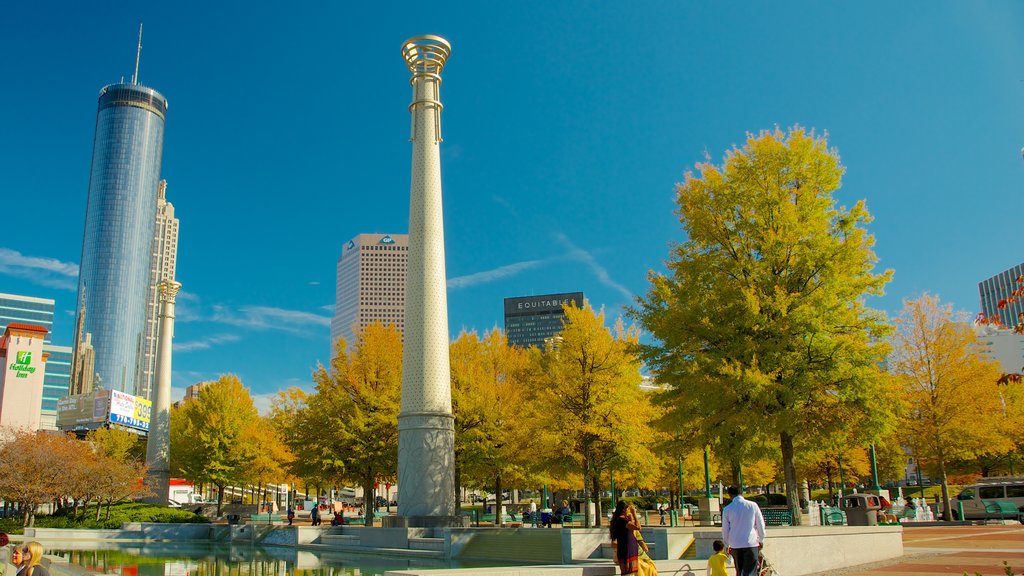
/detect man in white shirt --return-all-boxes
[721,486,766,576]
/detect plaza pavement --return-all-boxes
[809,525,1024,576]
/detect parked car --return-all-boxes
[954,477,1024,520]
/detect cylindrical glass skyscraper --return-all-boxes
[77,83,167,394]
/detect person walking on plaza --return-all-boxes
[609,500,642,575]
[310,504,320,526]
[658,503,666,525]
[721,486,765,576]
[286,505,295,526]
[708,539,731,576]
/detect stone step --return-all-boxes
[409,537,444,551]
[320,534,360,546]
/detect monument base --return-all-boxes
[697,497,720,526]
[382,515,470,528]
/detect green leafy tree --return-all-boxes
[170,374,261,516]
[310,322,402,525]
[535,303,659,526]
[633,127,895,523]
[87,427,143,463]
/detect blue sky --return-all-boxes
[2,2,1022,408]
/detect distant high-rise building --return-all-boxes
[331,233,408,353]
[138,180,179,401]
[76,81,168,394]
[504,292,585,348]
[980,262,1024,329]
[184,380,211,402]
[0,293,70,429]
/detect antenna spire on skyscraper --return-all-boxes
[132,23,143,85]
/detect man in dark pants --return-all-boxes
[721,486,766,576]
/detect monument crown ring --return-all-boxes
[401,35,451,75]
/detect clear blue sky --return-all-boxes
[2,2,1022,408]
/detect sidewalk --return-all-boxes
[813,525,1024,576]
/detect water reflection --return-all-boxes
[51,542,455,576]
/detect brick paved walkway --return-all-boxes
[836,525,1024,576]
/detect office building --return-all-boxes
[504,292,585,348]
[979,262,1024,329]
[138,180,179,401]
[974,323,1024,376]
[76,81,168,393]
[331,233,408,353]
[0,293,72,430]
[184,380,211,401]
[0,293,54,343]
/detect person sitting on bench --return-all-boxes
[543,500,572,527]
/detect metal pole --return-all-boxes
[915,457,924,497]
[678,456,684,510]
[869,443,881,491]
[704,448,712,498]
[610,470,615,504]
[838,453,846,498]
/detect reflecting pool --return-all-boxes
[47,542,487,576]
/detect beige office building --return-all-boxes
[331,233,408,354]
[139,180,179,401]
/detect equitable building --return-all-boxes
[504,292,584,348]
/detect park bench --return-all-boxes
[249,513,280,522]
[820,506,847,526]
[983,500,1021,524]
[760,507,793,526]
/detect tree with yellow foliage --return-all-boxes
[535,303,659,526]
[170,374,261,516]
[450,329,537,525]
[890,294,1010,519]
[310,322,402,525]
[634,128,895,523]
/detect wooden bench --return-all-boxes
[983,500,1021,523]
[760,507,793,526]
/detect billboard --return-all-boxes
[503,292,585,317]
[57,389,151,432]
[109,389,151,432]
[56,389,110,428]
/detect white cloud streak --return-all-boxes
[555,233,634,300]
[0,248,79,291]
[211,305,331,333]
[173,333,241,353]
[447,258,559,290]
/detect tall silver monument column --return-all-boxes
[144,280,180,504]
[395,35,458,526]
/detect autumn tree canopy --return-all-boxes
[891,294,1009,520]
[634,127,895,523]
[536,303,659,527]
[170,374,262,516]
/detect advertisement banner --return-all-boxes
[57,389,111,427]
[108,389,152,431]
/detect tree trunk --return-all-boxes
[583,462,592,528]
[454,460,462,512]
[363,478,375,525]
[216,484,225,517]
[495,474,504,527]
[780,431,802,525]
[95,499,102,521]
[591,472,603,527]
[105,500,112,520]
[936,442,952,520]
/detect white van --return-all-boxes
[954,477,1024,520]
